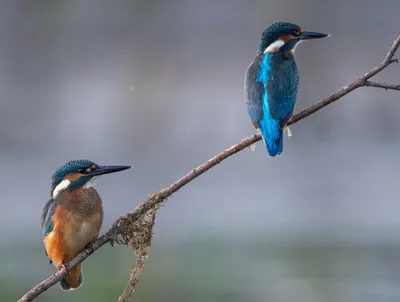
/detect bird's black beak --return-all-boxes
[91,165,132,176]
[299,31,329,40]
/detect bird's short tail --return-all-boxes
[258,117,283,157]
[60,264,83,291]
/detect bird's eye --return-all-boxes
[79,165,97,174]
[294,30,302,37]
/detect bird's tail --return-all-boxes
[258,117,283,157]
[60,264,83,291]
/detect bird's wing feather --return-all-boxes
[41,198,57,237]
[267,55,299,127]
[245,58,265,122]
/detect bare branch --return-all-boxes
[17,33,400,302]
[365,81,400,91]
[289,34,400,125]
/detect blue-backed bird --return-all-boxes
[245,22,328,156]
[41,159,131,291]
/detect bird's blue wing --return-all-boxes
[41,199,56,237]
[267,55,299,127]
[245,57,265,122]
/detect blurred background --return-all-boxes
[1,0,400,301]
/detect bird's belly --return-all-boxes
[63,212,102,256]
[44,203,103,267]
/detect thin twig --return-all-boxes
[365,80,400,91]
[17,34,400,302]
[289,35,400,125]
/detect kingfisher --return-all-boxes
[245,22,328,156]
[41,159,131,291]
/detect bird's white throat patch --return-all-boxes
[263,39,303,55]
[263,39,285,54]
[52,176,100,199]
[84,176,99,189]
[52,179,71,199]
[290,39,303,54]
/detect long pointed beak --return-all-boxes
[91,165,132,176]
[299,31,329,40]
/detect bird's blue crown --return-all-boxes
[51,159,98,189]
[50,160,131,196]
[258,22,302,54]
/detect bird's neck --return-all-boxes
[259,50,294,62]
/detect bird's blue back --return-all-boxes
[245,52,299,156]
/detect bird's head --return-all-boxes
[258,22,329,55]
[51,159,131,199]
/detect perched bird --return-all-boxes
[41,159,131,291]
[245,22,328,156]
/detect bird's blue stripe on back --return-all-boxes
[256,54,282,156]
[256,54,272,122]
[257,54,280,134]
[256,54,271,84]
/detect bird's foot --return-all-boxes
[81,241,97,256]
[249,129,261,151]
[62,262,71,275]
[84,241,94,250]
[286,127,292,138]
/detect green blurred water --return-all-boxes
[6,236,400,302]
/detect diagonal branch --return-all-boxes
[17,33,400,302]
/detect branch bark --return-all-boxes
[365,80,400,91]
[17,34,400,302]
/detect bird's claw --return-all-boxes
[62,263,71,275]
[84,241,94,250]
[249,128,261,151]
[286,127,292,138]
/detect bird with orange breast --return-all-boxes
[41,159,131,291]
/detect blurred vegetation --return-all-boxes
[7,236,400,302]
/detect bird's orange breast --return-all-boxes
[44,189,103,268]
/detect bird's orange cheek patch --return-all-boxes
[279,34,296,42]
[65,173,85,182]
